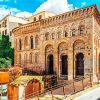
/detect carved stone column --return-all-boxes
[68,46,74,80]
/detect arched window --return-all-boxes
[24,36,28,49]
[78,25,85,34]
[29,53,32,63]
[39,15,42,20]
[30,36,34,49]
[24,53,27,64]
[19,39,22,50]
[45,32,49,40]
[35,53,39,64]
[34,17,36,21]
[70,23,76,36]
[71,29,76,36]
[35,35,39,48]
[57,32,61,39]
[64,25,69,37]
[64,31,68,37]
[19,54,21,64]
[52,33,55,39]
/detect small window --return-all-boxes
[71,29,76,36]
[30,36,34,49]
[19,39,22,50]
[5,29,7,35]
[57,32,61,39]
[39,15,42,20]
[79,25,85,34]
[45,33,49,40]
[52,33,55,39]
[34,17,36,21]
[64,31,68,37]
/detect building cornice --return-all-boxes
[13,4,99,34]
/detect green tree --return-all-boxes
[0,35,14,68]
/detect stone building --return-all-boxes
[13,5,100,80]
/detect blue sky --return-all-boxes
[0,0,100,19]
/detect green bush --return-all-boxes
[0,35,14,68]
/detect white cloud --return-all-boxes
[34,0,75,14]
[0,5,20,20]
[81,2,86,6]
[16,12,32,18]
[0,5,32,20]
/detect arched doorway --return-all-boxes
[48,54,54,74]
[76,53,84,76]
[61,55,68,75]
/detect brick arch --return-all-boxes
[25,78,43,98]
[56,40,69,47]
[70,22,77,36]
[78,21,85,34]
[78,20,85,25]
[73,39,85,47]
[45,44,54,55]
[73,40,85,53]
[58,42,68,51]
[45,44,54,74]
[71,38,86,47]
[70,23,76,29]
[73,40,85,76]
[58,42,68,77]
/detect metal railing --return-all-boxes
[25,74,96,100]
[7,74,100,100]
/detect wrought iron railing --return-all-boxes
[8,74,100,100]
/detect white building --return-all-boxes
[27,11,55,22]
[0,14,29,47]
[0,12,55,48]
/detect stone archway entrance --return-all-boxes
[48,54,54,74]
[76,53,84,76]
[61,55,68,75]
[58,42,68,79]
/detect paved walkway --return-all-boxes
[74,87,100,100]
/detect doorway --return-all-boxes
[48,55,54,74]
[76,53,84,76]
[61,55,68,75]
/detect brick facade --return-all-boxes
[13,5,100,80]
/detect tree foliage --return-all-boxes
[0,35,14,68]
